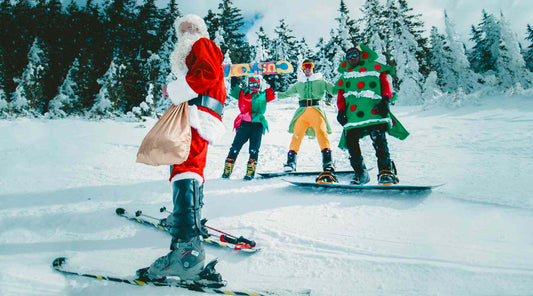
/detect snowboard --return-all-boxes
[258,169,357,178]
[223,61,293,77]
[284,179,443,192]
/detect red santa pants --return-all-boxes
[169,128,209,183]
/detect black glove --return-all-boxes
[337,109,347,126]
[375,97,390,117]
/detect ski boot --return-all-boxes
[243,158,256,180]
[221,158,235,178]
[350,156,370,185]
[137,236,206,281]
[196,259,225,288]
[377,160,399,185]
[283,150,297,172]
[316,148,338,184]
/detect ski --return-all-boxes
[284,179,443,192]
[53,257,284,296]
[115,207,260,253]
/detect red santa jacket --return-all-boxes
[166,38,226,143]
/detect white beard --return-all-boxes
[170,32,204,74]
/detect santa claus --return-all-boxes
[137,14,226,283]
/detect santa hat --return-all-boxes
[174,14,209,39]
[248,77,260,84]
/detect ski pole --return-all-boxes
[135,210,161,221]
[160,206,256,247]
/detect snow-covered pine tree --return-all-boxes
[91,59,125,117]
[525,24,533,72]
[139,53,163,117]
[48,57,83,118]
[397,0,431,77]
[468,10,500,74]
[495,12,532,89]
[360,0,387,63]
[0,88,8,117]
[421,71,443,108]
[214,0,250,63]
[442,11,479,93]
[271,19,298,91]
[385,0,423,105]
[11,38,50,115]
[253,27,271,62]
[137,0,163,58]
[429,26,455,92]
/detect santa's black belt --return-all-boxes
[190,94,224,117]
[299,99,320,107]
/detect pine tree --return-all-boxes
[0,88,7,117]
[11,38,50,115]
[495,12,532,89]
[137,0,163,58]
[215,0,250,63]
[360,0,387,63]
[397,0,430,77]
[91,59,126,117]
[386,0,423,104]
[253,27,271,62]
[48,57,83,117]
[441,11,478,93]
[468,10,499,74]
[421,71,443,107]
[271,19,299,91]
[525,24,533,71]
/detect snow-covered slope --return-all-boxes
[1,95,533,296]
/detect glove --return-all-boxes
[325,93,333,106]
[375,97,390,117]
[337,109,347,126]
[162,85,169,98]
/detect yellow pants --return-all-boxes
[290,108,330,153]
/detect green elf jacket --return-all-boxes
[277,73,337,138]
[229,85,275,134]
[335,44,409,149]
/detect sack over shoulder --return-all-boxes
[136,103,191,166]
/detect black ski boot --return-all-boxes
[140,179,207,281]
[221,157,235,178]
[283,150,297,172]
[350,156,370,185]
[243,158,256,180]
[316,148,338,184]
[377,159,399,185]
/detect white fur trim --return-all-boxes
[344,118,393,129]
[167,78,197,105]
[344,72,380,79]
[188,105,225,144]
[170,172,204,184]
[298,72,324,83]
[344,90,382,100]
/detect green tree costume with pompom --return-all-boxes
[335,44,409,149]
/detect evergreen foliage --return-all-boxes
[1,0,532,119]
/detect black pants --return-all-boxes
[227,121,264,161]
[345,124,390,165]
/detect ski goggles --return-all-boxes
[346,50,359,60]
[249,81,260,89]
[302,62,314,69]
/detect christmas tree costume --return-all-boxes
[277,62,337,180]
[222,77,276,180]
[335,44,409,184]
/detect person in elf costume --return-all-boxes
[221,76,276,180]
[277,59,338,183]
[335,45,409,185]
[136,14,226,282]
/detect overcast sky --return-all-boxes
[165,0,532,46]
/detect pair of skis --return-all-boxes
[52,207,309,295]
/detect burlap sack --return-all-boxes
[136,102,191,166]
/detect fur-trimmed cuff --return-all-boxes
[167,78,197,105]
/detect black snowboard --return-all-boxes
[284,178,443,192]
[258,169,359,178]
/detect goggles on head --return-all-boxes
[346,50,359,60]
[302,62,314,70]
[249,81,260,89]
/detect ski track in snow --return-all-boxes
[1,95,533,295]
